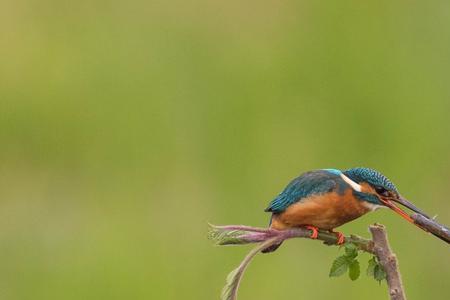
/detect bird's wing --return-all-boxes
[265,171,339,213]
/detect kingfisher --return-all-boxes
[263,167,430,252]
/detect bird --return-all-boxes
[262,167,430,253]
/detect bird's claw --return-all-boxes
[330,231,345,245]
[305,225,319,239]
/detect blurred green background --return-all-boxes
[1,0,449,299]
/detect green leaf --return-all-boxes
[367,256,377,277]
[329,255,350,277]
[348,260,360,281]
[374,264,387,283]
[344,243,358,259]
[366,256,387,284]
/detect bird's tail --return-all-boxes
[261,241,282,253]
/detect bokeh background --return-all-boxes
[1,1,450,299]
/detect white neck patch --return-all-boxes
[340,174,362,192]
[362,201,382,211]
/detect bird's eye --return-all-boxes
[375,186,389,197]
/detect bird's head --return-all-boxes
[340,167,430,223]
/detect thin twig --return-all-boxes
[370,224,406,300]
[221,238,279,300]
[209,224,374,252]
[412,214,450,243]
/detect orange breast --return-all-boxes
[270,189,371,230]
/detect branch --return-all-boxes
[208,224,374,252]
[209,224,376,300]
[210,224,408,300]
[412,214,450,243]
[370,224,406,300]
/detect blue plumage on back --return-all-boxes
[265,170,339,213]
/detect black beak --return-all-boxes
[379,195,430,225]
[394,195,430,219]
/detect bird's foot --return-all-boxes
[304,225,319,239]
[329,230,345,245]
